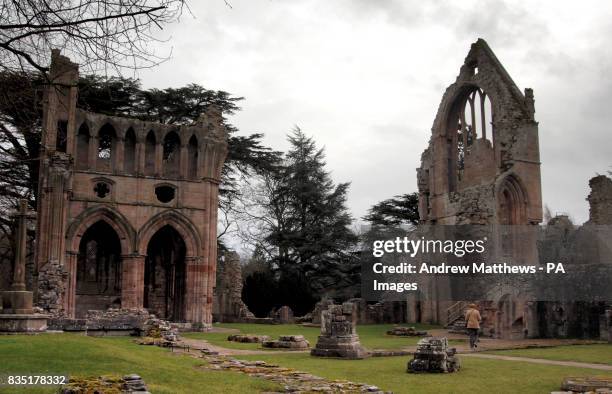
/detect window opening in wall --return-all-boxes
[94,182,110,198]
[155,185,175,203]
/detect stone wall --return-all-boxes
[587,175,612,225]
[212,251,253,322]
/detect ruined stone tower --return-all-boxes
[35,50,228,326]
[417,39,542,226]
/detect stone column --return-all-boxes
[11,200,28,291]
[115,136,125,173]
[184,256,203,323]
[65,86,78,157]
[88,135,98,170]
[154,143,163,176]
[65,251,77,318]
[2,199,36,315]
[121,255,145,309]
[179,143,188,179]
[136,138,145,176]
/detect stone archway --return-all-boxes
[497,174,528,225]
[75,221,122,318]
[143,225,187,321]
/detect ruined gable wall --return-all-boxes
[417,39,542,225]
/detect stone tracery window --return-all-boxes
[97,123,116,172]
[450,87,493,185]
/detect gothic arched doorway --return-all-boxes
[76,220,123,318]
[144,225,187,321]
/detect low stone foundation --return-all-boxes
[387,326,428,337]
[0,314,47,333]
[262,335,310,349]
[555,376,612,393]
[227,334,270,343]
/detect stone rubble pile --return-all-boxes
[227,334,270,343]
[59,374,149,393]
[407,337,460,373]
[134,316,180,347]
[262,335,310,349]
[386,326,428,337]
[201,355,388,393]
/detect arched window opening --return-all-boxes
[498,177,526,226]
[498,176,527,255]
[76,123,90,170]
[144,225,186,321]
[124,128,136,174]
[187,135,198,180]
[97,123,116,172]
[76,221,122,318]
[144,131,156,176]
[450,88,494,185]
[163,131,181,178]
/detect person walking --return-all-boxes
[465,303,481,351]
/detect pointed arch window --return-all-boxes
[163,131,181,178]
[76,123,90,170]
[187,135,198,180]
[145,130,156,176]
[97,123,116,172]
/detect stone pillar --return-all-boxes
[88,135,98,170]
[184,256,204,324]
[65,86,78,156]
[154,143,162,176]
[11,200,28,291]
[121,255,145,309]
[64,251,77,318]
[136,138,145,176]
[115,136,125,173]
[1,200,36,315]
[179,143,188,179]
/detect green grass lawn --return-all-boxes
[239,352,612,394]
[1,330,609,394]
[183,322,461,351]
[0,333,279,394]
[488,344,612,365]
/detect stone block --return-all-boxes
[1,290,33,314]
[0,314,47,332]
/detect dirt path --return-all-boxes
[461,353,612,371]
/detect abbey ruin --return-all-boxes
[34,50,227,327]
[410,39,611,340]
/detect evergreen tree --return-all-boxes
[247,128,358,313]
[363,192,420,227]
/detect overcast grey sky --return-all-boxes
[140,0,612,225]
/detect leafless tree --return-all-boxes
[0,0,187,74]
